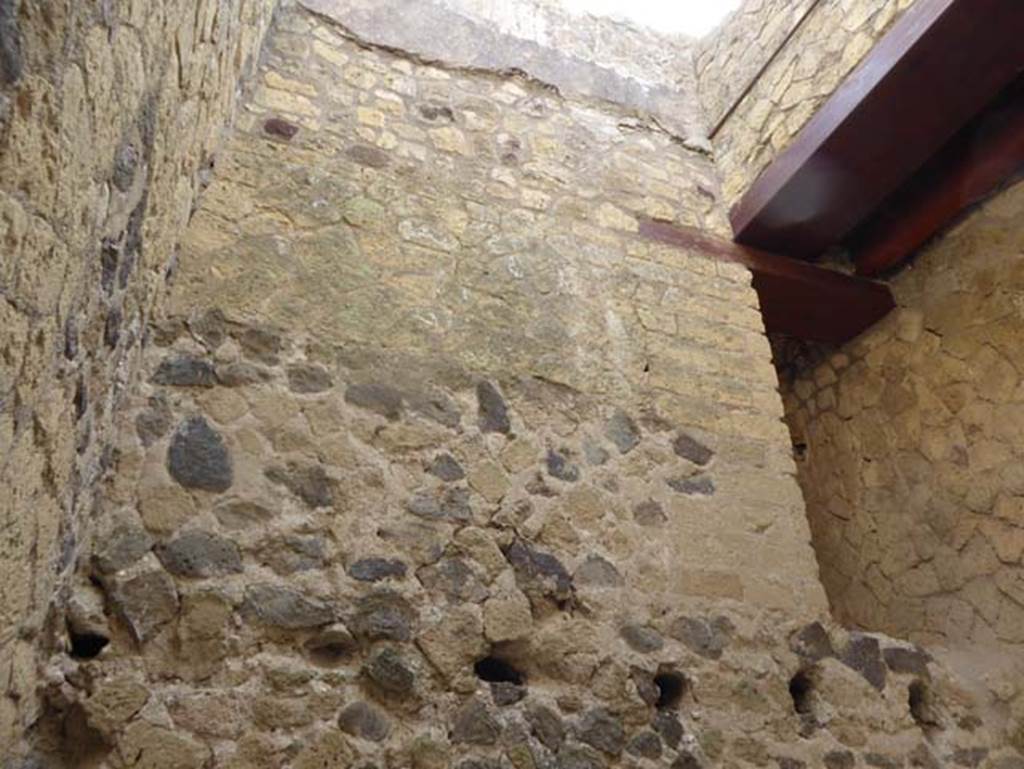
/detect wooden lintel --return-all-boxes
[853,81,1024,276]
[729,0,1024,259]
[638,219,895,344]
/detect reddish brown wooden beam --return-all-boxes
[730,0,1024,260]
[853,81,1024,276]
[638,219,895,344]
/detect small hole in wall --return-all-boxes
[792,441,808,461]
[474,656,525,685]
[643,362,651,373]
[653,670,688,710]
[68,629,110,660]
[909,680,941,731]
[788,670,815,716]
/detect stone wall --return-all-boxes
[784,178,1024,675]
[27,2,1023,766]
[695,0,816,134]
[0,0,277,755]
[697,0,915,207]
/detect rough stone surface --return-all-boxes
[477,381,511,435]
[152,355,218,388]
[265,462,333,508]
[699,0,915,206]
[350,557,408,582]
[338,701,391,742]
[364,647,417,697]
[605,410,641,454]
[669,616,732,660]
[782,178,1024,692]
[6,1,1019,764]
[167,417,234,492]
[0,0,276,744]
[155,530,244,578]
[244,584,335,629]
[108,565,181,642]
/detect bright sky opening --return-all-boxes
[560,0,742,37]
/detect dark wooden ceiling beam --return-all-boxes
[852,81,1024,276]
[638,219,895,344]
[729,0,1024,260]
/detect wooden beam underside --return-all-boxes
[638,219,895,345]
[730,0,1024,260]
[852,80,1024,277]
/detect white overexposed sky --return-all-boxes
[560,0,742,37]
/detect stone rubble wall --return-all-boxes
[28,2,1022,766]
[696,0,915,208]
[695,0,817,135]
[783,178,1024,742]
[0,0,278,756]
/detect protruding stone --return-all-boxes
[620,624,664,654]
[477,381,511,434]
[406,487,472,522]
[428,453,465,481]
[152,355,217,387]
[669,616,732,660]
[525,704,565,750]
[882,646,931,677]
[364,647,416,697]
[108,567,180,642]
[408,390,463,429]
[213,499,275,530]
[338,701,390,742]
[136,395,173,447]
[93,523,154,575]
[265,462,333,508]
[261,535,327,575]
[546,450,580,482]
[574,555,624,587]
[215,361,273,387]
[419,558,489,603]
[667,475,715,496]
[264,117,300,140]
[577,707,625,755]
[287,363,333,393]
[626,731,662,759]
[504,540,573,609]
[244,584,334,629]
[672,433,714,466]
[483,591,533,642]
[841,634,887,691]
[652,711,683,749]
[633,500,667,526]
[237,325,284,364]
[188,308,227,350]
[167,416,233,492]
[790,622,835,661]
[346,144,391,168]
[350,557,408,582]
[345,382,404,420]
[156,530,243,578]
[490,682,526,706]
[452,699,501,745]
[605,410,641,454]
[351,589,416,641]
